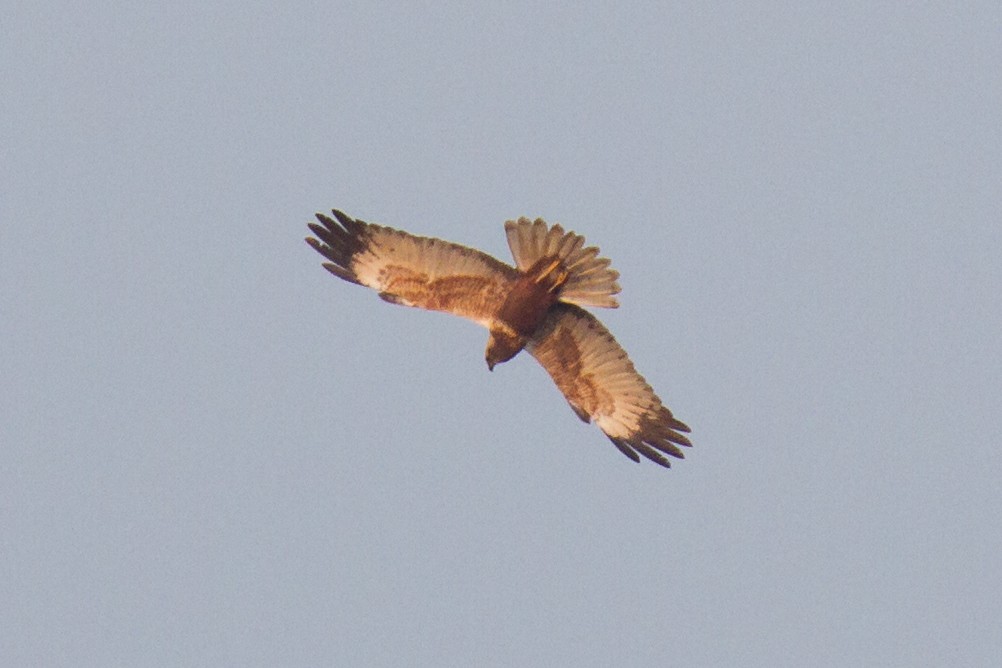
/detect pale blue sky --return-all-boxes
[3,2,1000,666]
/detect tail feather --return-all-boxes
[557,233,584,259]
[504,217,620,309]
[566,256,613,279]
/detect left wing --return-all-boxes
[526,303,692,468]
[307,210,519,328]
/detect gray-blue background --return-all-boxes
[3,3,1000,665]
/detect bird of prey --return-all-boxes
[306,209,691,468]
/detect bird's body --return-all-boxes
[487,256,569,369]
[306,209,691,468]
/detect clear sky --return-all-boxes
[3,2,1000,666]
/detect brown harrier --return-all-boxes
[306,209,691,468]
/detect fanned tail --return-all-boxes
[504,218,620,308]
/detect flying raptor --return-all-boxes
[306,209,691,468]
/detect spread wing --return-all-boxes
[526,303,692,468]
[307,210,519,327]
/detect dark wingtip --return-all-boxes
[609,437,641,463]
[330,209,352,224]
[607,406,693,469]
[306,208,368,284]
[322,262,362,285]
[669,431,693,448]
[633,442,674,469]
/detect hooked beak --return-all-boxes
[487,360,495,372]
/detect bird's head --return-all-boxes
[485,327,525,372]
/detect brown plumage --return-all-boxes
[306,209,691,469]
